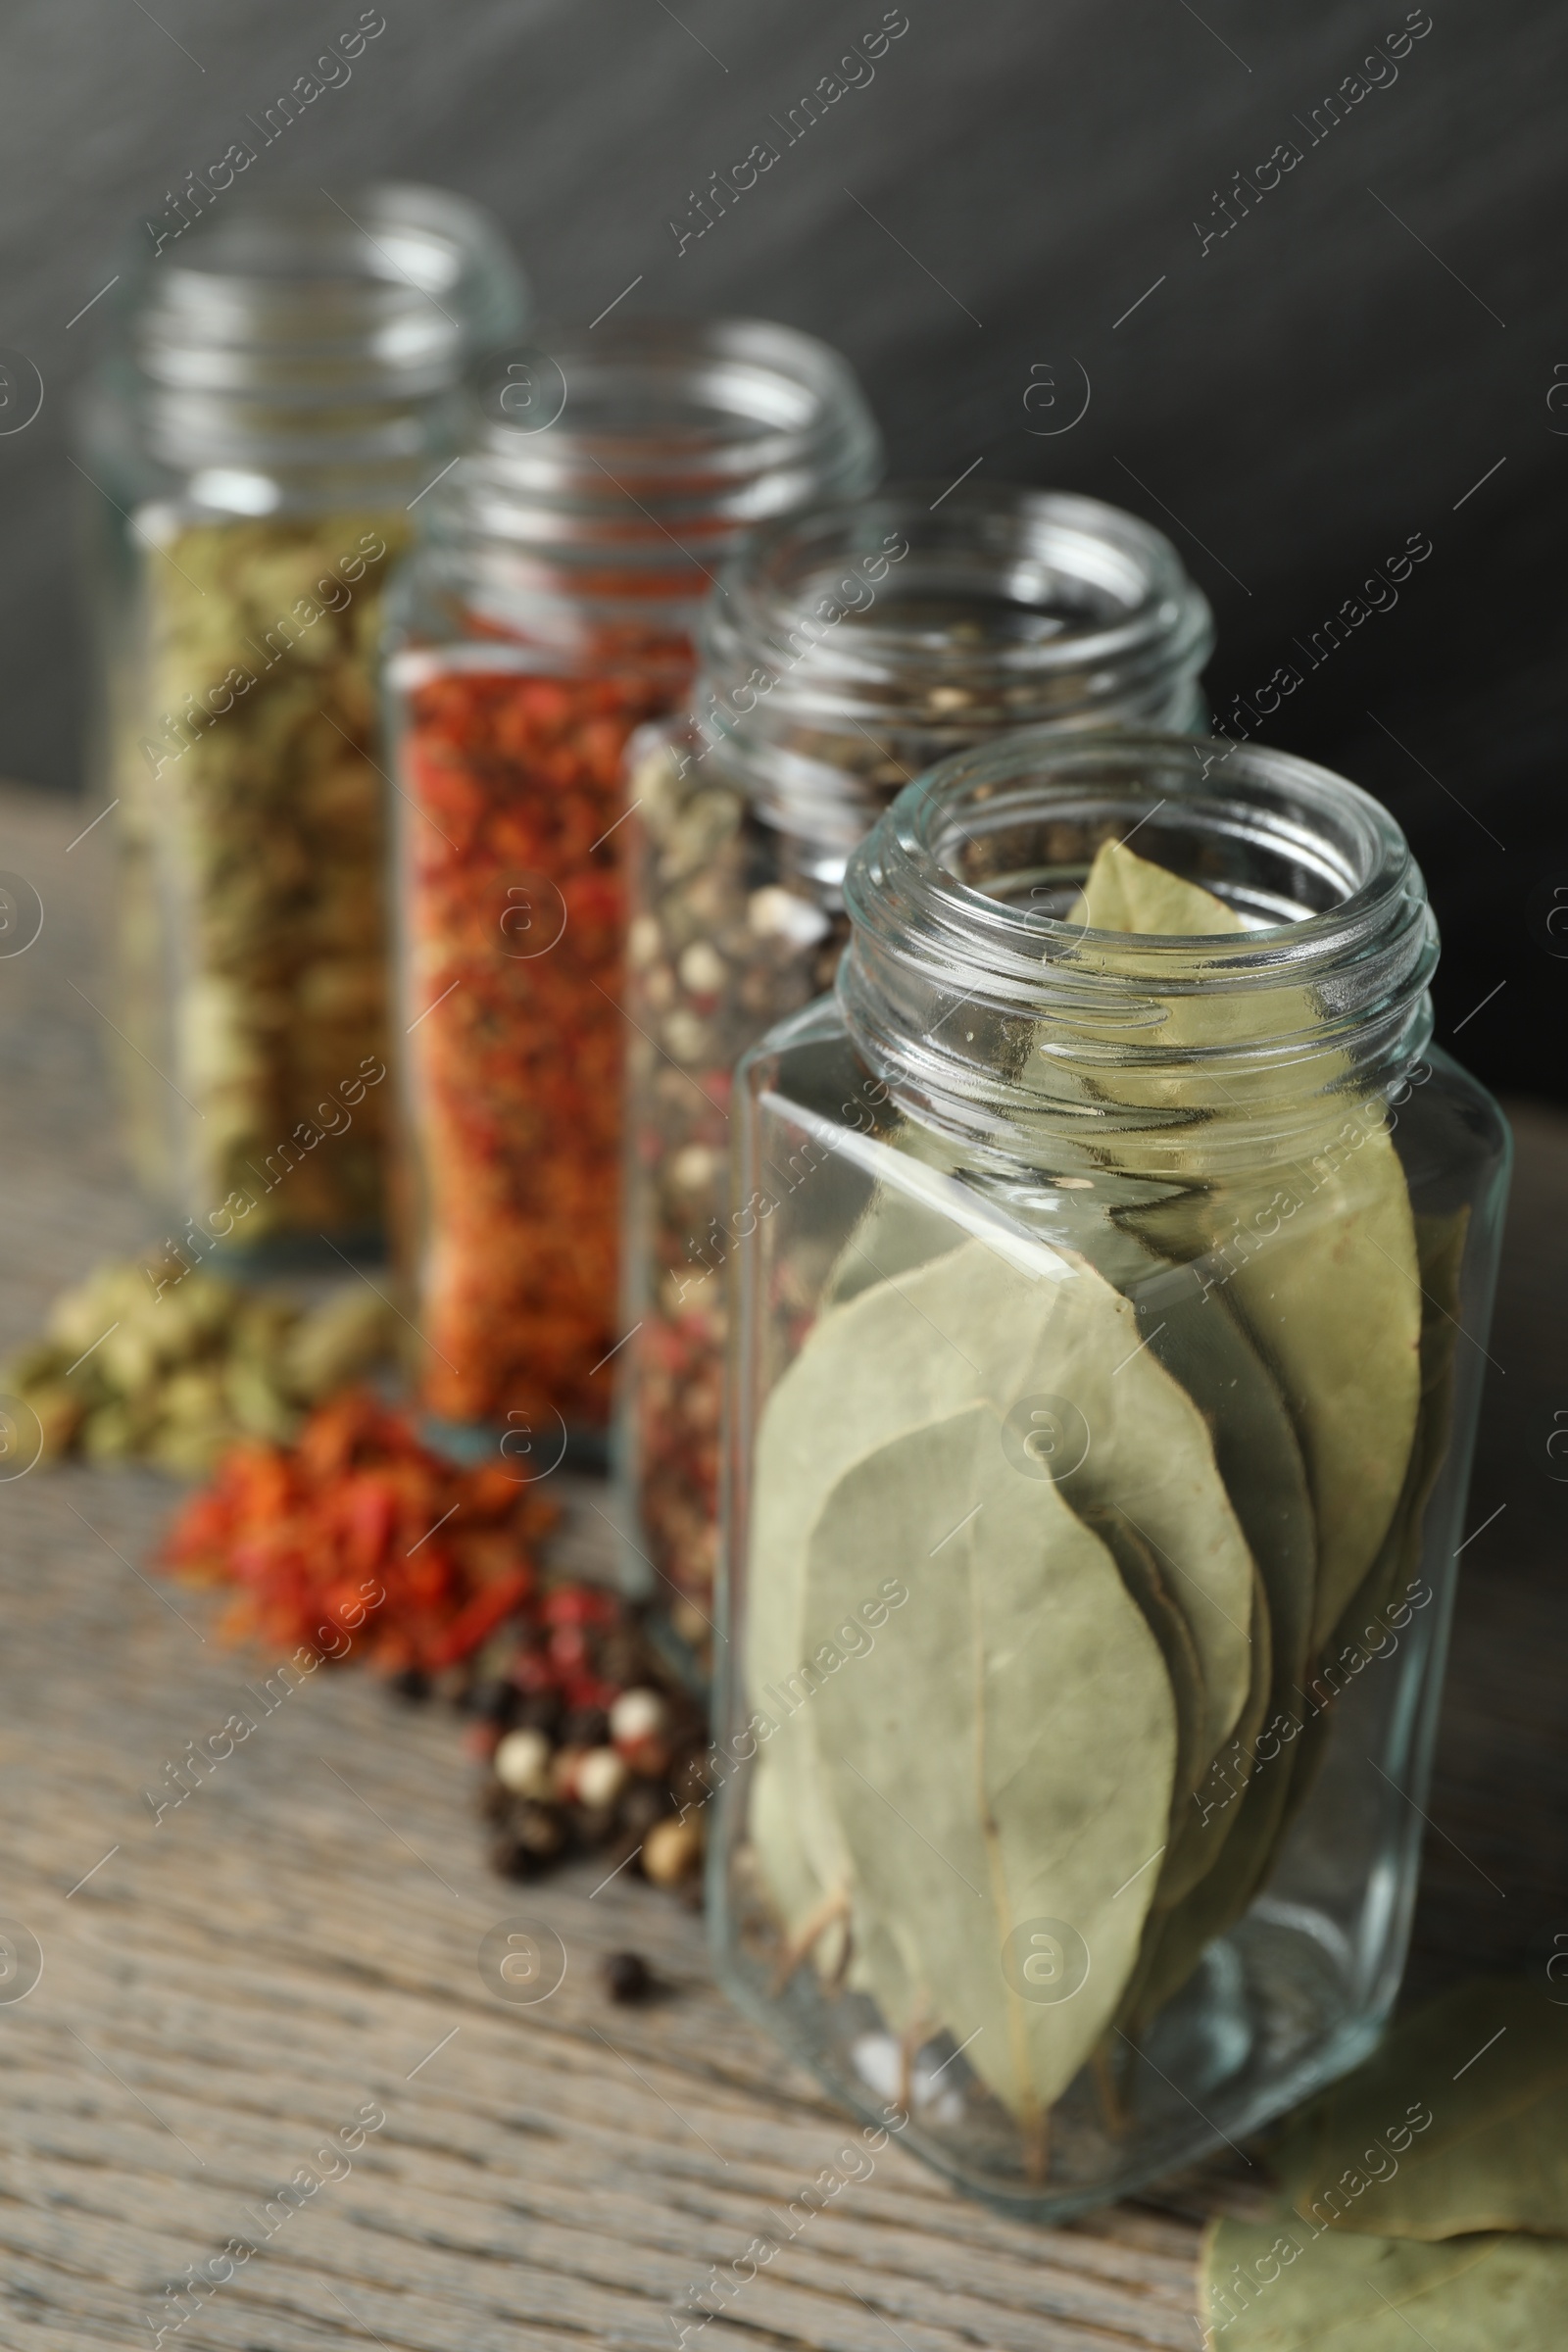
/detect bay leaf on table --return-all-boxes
[806,1401,1178,2126]
[1273,1977,1568,2241]
[1200,2218,1568,2350]
[1069,836,1422,1664]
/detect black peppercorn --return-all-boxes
[603,1950,655,2003]
[513,1801,568,1859]
[467,1678,519,1725]
[515,1689,564,1736]
[564,1703,611,1749]
[489,1831,535,1881]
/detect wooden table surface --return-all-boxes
[1,782,1562,2352]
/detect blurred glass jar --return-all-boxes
[80,183,525,1255]
[710,728,1509,2218]
[382,320,880,1451]
[620,485,1212,1632]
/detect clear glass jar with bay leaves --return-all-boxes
[710,728,1509,2218]
[80,183,526,1255]
[619,485,1212,1632]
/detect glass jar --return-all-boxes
[710,728,1509,2218]
[620,485,1212,1628]
[80,183,525,1256]
[383,320,881,1452]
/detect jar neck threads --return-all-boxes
[691,485,1214,853]
[839,729,1438,1159]
[111,183,527,493]
[414,318,882,631]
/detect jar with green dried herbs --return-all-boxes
[79,183,526,1250]
[619,485,1212,1630]
[711,728,1509,2219]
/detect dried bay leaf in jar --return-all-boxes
[619,485,1213,1635]
[80,184,526,1251]
[710,728,1509,2219]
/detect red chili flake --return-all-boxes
[162,1390,556,1676]
[397,635,693,1431]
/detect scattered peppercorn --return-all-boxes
[603,1950,656,2003]
[158,1386,710,1899]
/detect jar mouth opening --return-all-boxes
[838,731,1438,1138]
[706,484,1212,698]
[443,319,882,547]
[863,730,1413,971]
[120,183,526,432]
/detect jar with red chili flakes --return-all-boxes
[383,321,880,1456]
[619,484,1214,1633]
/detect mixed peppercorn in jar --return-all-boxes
[620,484,1214,1623]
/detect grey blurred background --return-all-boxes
[0,0,1562,1096]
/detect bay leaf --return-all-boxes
[745,1223,1254,1962]
[1071,837,1422,1663]
[1118,1673,1303,2037]
[1200,2218,1568,2350]
[1128,1208,1475,2031]
[1273,1977,1568,2241]
[1068,834,1250,940]
[1078,1501,1208,1823]
[1266,1206,1474,1867]
[825,1154,1302,1936]
[1156,1558,1272,1909]
[956,1240,1254,1765]
[1146,1265,1316,1697]
[1320,1207,1470,1663]
[1126,1259,1315,1916]
[806,1401,1178,2124]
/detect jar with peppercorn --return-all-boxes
[618,484,1213,1634]
[80,184,526,1254]
[382,319,881,1459]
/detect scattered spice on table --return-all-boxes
[3,1255,395,1471]
[602,1950,657,2003]
[163,1388,557,1674]
[468,1619,709,1892]
[392,636,691,1434]
[162,1385,709,1887]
